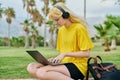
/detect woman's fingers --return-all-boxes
[48,58,53,62]
[48,54,64,63]
[48,58,60,63]
[53,58,60,63]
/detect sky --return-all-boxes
[0,0,120,38]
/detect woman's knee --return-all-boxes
[36,68,47,79]
[27,62,39,73]
[27,63,33,71]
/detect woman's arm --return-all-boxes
[49,50,90,63]
[64,50,90,58]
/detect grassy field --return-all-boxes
[0,46,120,78]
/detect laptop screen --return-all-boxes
[26,50,49,65]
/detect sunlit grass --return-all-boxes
[0,46,120,78]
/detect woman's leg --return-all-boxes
[36,65,73,80]
[27,62,44,77]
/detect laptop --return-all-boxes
[26,50,62,66]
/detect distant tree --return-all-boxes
[46,20,58,48]
[22,0,43,26]
[30,8,43,26]
[2,37,9,46]
[22,0,36,14]
[0,3,4,35]
[31,24,39,48]
[22,0,66,47]
[0,3,4,19]
[21,19,31,48]
[111,16,120,48]
[94,15,120,51]
[40,0,66,47]
[104,15,119,50]
[50,0,66,5]
[103,15,120,50]
[111,16,120,34]
[4,7,15,47]
[36,36,44,47]
[22,0,44,48]
[11,37,24,47]
[94,24,111,51]
[40,0,50,47]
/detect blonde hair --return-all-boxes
[48,2,87,28]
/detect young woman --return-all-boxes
[27,2,94,80]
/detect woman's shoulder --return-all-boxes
[74,23,86,29]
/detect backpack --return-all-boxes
[85,56,120,80]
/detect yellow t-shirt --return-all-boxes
[56,23,94,76]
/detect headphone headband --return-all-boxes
[55,6,66,14]
[55,6,70,19]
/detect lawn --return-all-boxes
[0,46,120,78]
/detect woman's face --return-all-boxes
[54,17,65,26]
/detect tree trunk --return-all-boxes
[49,32,55,48]
[44,23,47,47]
[43,5,47,47]
[8,24,11,47]
[24,32,29,48]
[111,39,117,50]
[104,37,110,51]
[32,36,36,48]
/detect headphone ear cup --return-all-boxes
[62,12,70,19]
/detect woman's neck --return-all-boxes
[64,20,72,28]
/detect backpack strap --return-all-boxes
[85,57,93,80]
[85,56,103,80]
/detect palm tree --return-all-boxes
[22,0,36,14]
[41,0,49,16]
[0,3,4,31]
[21,19,31,48]
[95,15,120,51]
[22,0,44,48]
[40,0,50,47]
[50,0,66,5]
[23,0,43,26]
[31,24,39,48]
[94,24,111,51]
[103,15,120,50]
[30,8,43,26]
[0,3,4,19]
[104,15,120,50]
[23,0,66,47]
[41,0,66,47]
[111,16,120,49]
[46,20,58,48]
[4,7,15,47]
[112,16,120,33]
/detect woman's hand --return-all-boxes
[48,54,65,63]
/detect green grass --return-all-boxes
[0,46,120,78]
[0,47,58,78]
[91,46,120,67]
